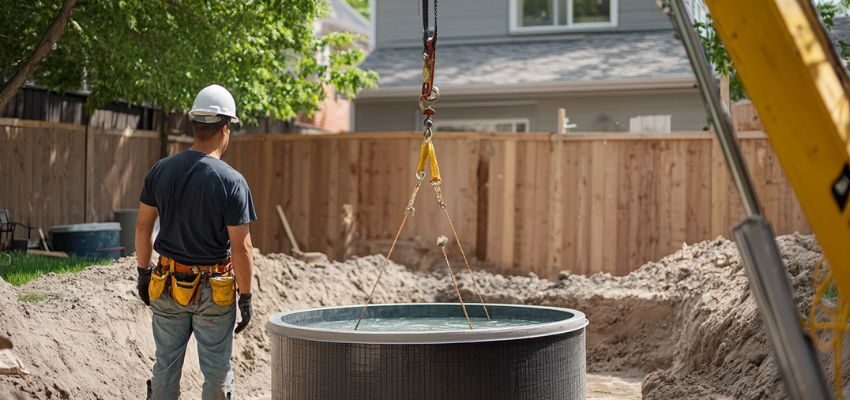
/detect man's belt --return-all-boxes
[159,256,231,274]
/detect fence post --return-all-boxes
[339,204,355,260]
[84,123,94,222]
[159,109,168,158]
[557,108,566,134]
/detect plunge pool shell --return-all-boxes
[266,303,588,400]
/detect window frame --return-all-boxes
[509,0,619,34]
[435,118,532,133]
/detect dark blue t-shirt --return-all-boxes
[140,150,257,265]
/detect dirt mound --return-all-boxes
[640,234,829,400]
[450,233,833,398]
[0,233,837,399]
[0,253,444,399]
[441,237,743,376]
[234,253,443,396]
[444,267,685,375]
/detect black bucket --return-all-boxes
[49,223,122,259]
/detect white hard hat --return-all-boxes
[188,84,239,124]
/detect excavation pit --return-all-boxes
[267,303,588,400]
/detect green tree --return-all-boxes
[1,0,377,153]
[695,1,848,101]
[693,18,746,101]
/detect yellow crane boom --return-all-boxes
[705,0,850,302]
[662,0,850,398]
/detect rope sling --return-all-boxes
[807,259,850,399]
[355,0,490,330]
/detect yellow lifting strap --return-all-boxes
[355,137,490,330]
[417,141,430,177]
[428,143,442,184]
[416,141,443,184]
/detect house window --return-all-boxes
[512,0,618,32]
[521,0,554,26]
[437,119,530,133]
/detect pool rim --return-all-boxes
[266,303,588,345]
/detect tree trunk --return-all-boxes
[159,109,168,158]
[0,0,78,111]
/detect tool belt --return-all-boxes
[148,256,236,307]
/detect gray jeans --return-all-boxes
[149,281,236,400]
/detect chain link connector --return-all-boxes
[423,115,434,141]
[434,185,447,209]
[421,38,437,100]
[419,98,437,116]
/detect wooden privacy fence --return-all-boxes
[0,119,189,233]
[1,118,809,277]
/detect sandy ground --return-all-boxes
[0,233,843,399]
[586,373,642,400]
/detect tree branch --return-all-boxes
[0,0,78,111]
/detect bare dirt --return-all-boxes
[0,233,837,399]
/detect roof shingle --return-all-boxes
[362,31,694,89]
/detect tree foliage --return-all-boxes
[0,0,378,122]
[695,1,848,101]
[693,19,746,101]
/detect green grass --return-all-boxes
[826,282,839,300]
[17,293,63,303]
[0,251,111,286]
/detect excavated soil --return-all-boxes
[0,233,840,399]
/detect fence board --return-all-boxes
[0,119,811,277]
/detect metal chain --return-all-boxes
[420,0,439,141]
[424,116,434,142]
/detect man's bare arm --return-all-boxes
[227,224,254,294]
[135,203,159,269]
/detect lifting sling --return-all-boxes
[355,0,489,330]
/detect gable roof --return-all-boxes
[359,30,695,97]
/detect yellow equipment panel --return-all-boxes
[704,0,850,301]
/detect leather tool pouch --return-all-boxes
[170,266,201,306]
[148,267,170,302]
[209,273,236,307]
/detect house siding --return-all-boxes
[617,0,673,31]
[355,89,707,132]
[376,0,672,48]
[353,100,418,132]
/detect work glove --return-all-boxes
[234,293,253,334]
[137,267,152,306]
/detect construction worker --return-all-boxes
[134,84,256,400]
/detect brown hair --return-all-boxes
[192,119,228,140]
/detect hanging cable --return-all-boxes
[420,0,439,141]
[438,235,473,329]
[355,0,490,330]
[354,175,427,330]
[422,0,437,45]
